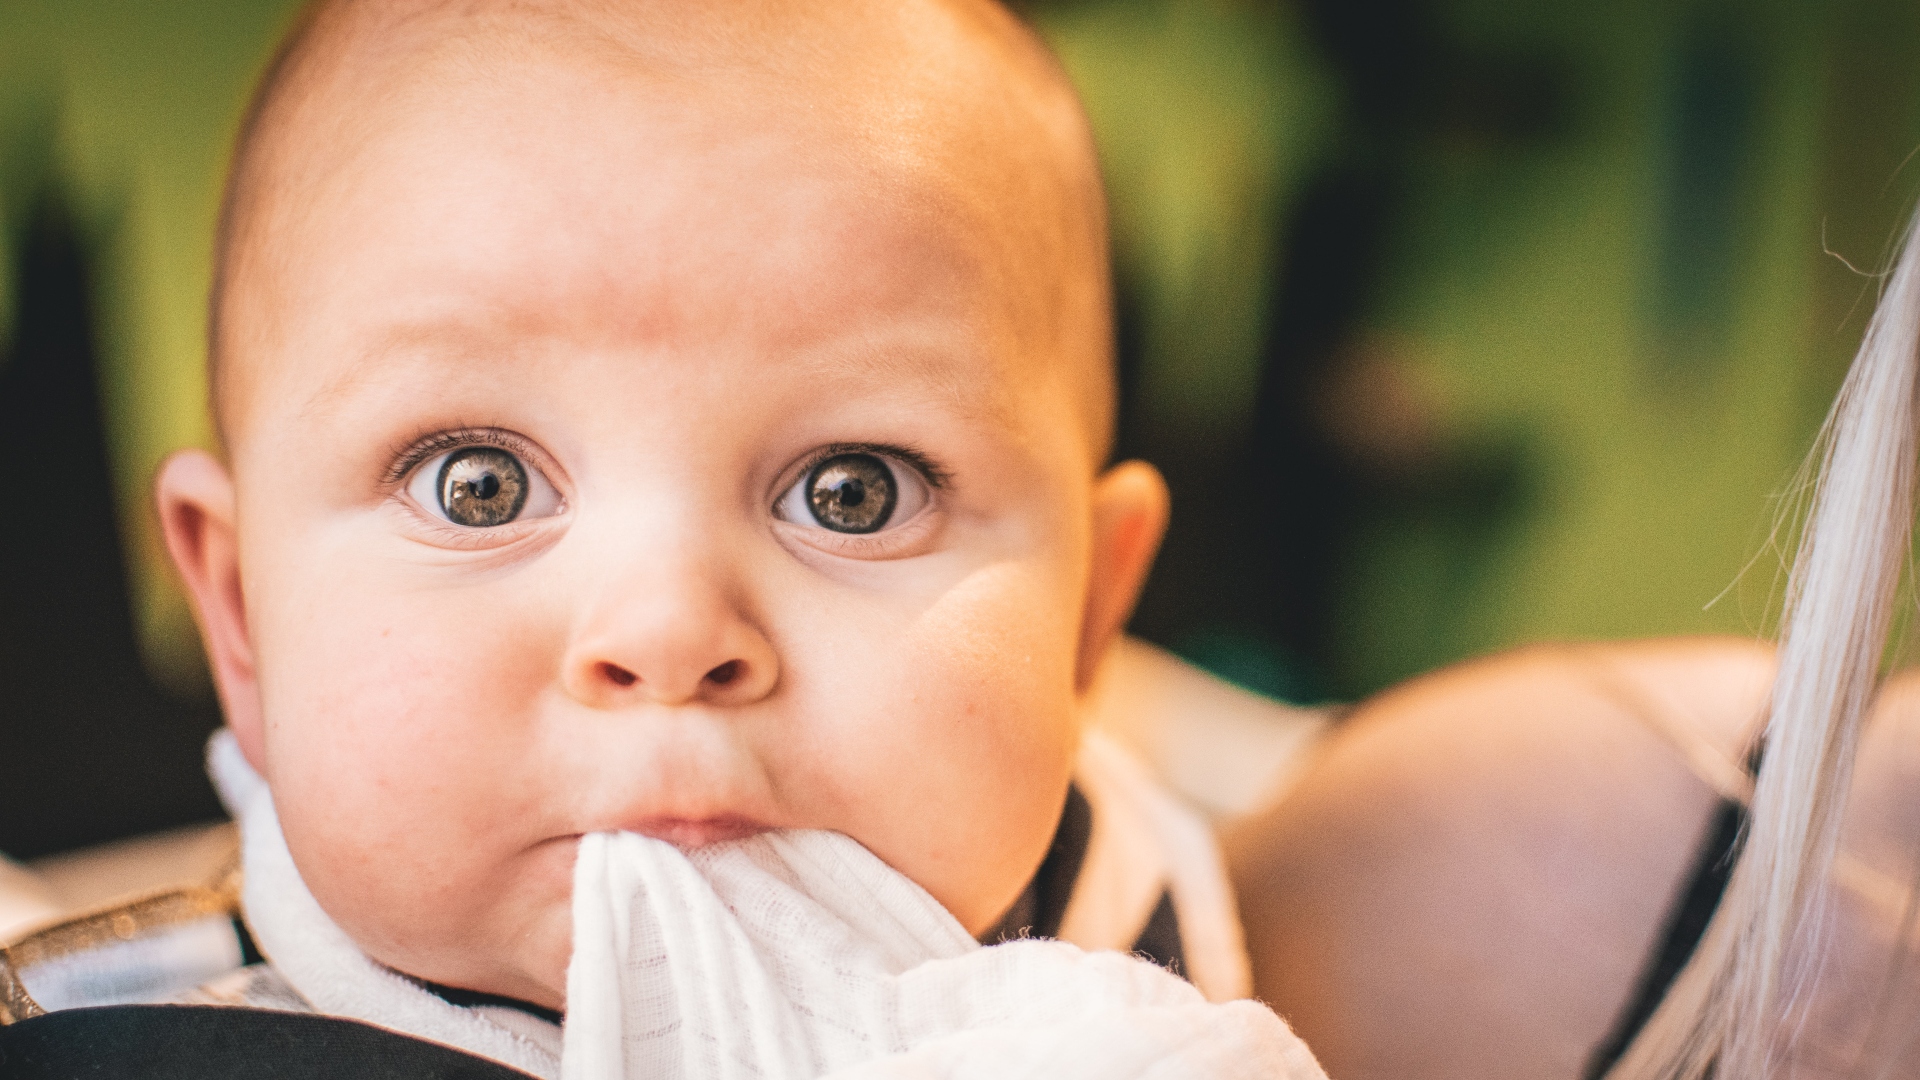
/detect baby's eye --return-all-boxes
[775,451,931,534]
[405,445,563,527]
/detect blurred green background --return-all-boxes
[3,0,1919,852]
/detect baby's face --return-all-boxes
[179,39,1138,1009]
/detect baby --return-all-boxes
[19,0,1317,1073]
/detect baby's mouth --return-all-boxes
[619,816,769,848]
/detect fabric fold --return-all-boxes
[562,829,1326,1080]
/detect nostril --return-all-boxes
[601,662,638,687]
[706,660,740,686]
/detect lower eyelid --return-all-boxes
[775,509,940,560]
[416,523,532,548]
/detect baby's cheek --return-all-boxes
[813,561,1082,932]
[265,563,567,793]
[268,688,576,996]
[255,577,574,989]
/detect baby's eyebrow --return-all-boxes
[298,324,497,422]
[810,342,1013,414]
[298,318,1025,432]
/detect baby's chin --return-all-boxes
[328,838,579,1012]
[322,821,791,1013]
[377,824,783,1010]
[404,905,574,1012]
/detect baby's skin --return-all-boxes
[154,0,1169,1013]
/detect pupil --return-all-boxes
[805,453,896,534]
[437,447,529,527]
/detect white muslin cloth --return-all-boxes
[563,828,1326,1080]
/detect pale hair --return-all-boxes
[1604,209,1920,1079]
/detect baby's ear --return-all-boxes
[155,449,265,770]
[1076,460,1170,691]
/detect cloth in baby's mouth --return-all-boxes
[213,730,1326,1079]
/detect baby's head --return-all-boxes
[156,0,1166,1010]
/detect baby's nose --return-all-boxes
[561,576,779,710]
[595,656,751,700]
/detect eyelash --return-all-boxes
[783,441,951,496]
[383,427,545,488]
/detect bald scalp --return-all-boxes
[209,0,1114,460]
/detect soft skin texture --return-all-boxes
[156,0,1167,1012]
[1227,637,1773,1080]
[1226,637,1920,1079]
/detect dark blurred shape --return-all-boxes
[1111,0,1562,701]
[1652,11,1759,376]
[0,191,223,860]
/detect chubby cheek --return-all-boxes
[790,560,1083,934]
[251,549,576,997]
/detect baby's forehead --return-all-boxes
[291,78,1018,403]
[216,0,1110,457]
[240,0,1089,259]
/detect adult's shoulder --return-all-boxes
[1850,664,1920,862]
[1224,636,1772,1080]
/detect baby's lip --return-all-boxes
[620,816,769,848]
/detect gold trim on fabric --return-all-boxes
[0,953,41,1025]
[0,850,242,1025]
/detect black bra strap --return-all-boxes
[1584,794,1749,1079]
